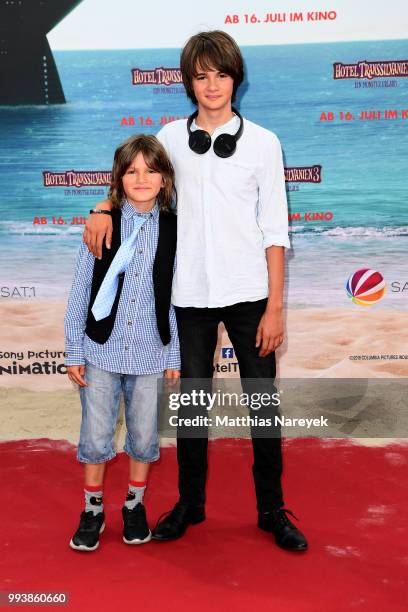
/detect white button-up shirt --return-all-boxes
[157,115,290,308]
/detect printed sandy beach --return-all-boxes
[0,300,407,444]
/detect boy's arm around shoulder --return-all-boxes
[82,121,174,258]
[83,200,113,259]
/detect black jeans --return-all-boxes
[175,299,284,513]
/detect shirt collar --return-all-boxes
[121,199,159,221]
[191,113,240,136]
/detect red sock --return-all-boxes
[84,483,104,493]
[129,480,147,488]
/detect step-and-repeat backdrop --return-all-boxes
[1,1,407,424]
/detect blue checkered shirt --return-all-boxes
[64,201,180,374]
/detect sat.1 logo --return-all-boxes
[346,269,386,306]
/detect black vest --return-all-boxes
[85,208,177,346]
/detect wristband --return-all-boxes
[89,209,112,215]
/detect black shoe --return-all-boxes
[258,508,308,551]
[69,510,105,552]
[152,501,205,542]
[122,503,152,545]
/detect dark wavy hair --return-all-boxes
[180,30,244,105]
[108,134,176,212]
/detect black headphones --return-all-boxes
[187,107,244,158]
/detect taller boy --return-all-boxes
[85,31,308,551]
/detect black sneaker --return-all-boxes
[258,507,308,551]
[122,503,151,545]
[69,510,105,552]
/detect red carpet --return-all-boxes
[1,438,407,611]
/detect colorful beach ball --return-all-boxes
[346,269,386,306]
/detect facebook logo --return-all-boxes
[221,347,234,359]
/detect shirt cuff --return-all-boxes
[262,235,291,250]
[165,343,181,370]
[165,356,181,370]
[65,345,86,367]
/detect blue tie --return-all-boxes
[91,213,148,321]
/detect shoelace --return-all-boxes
[154,501,188,529]
[80,511,101,530]
[126,504,146,527]
[275,508,299,527]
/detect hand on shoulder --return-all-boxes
[84,199,113,259]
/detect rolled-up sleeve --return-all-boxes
[256,133,291,250]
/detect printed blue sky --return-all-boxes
[48,0,408,49]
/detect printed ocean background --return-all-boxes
[0,39,407,308]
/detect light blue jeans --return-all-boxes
[77,361,162,464]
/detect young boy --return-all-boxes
[65,135,180,551]
[84,31,308,552]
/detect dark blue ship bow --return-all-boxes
[0,0,83,105]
